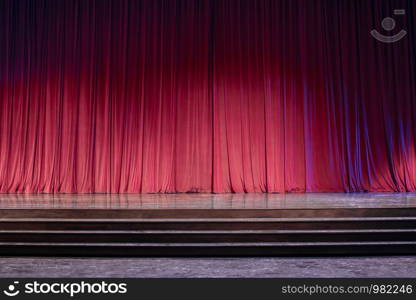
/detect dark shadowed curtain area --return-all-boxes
[0,0,415,193]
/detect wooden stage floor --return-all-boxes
[0,193,415,256]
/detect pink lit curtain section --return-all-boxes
[0,0,415,193]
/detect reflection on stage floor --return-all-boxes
[0,193,415,209]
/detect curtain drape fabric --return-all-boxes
[0,0,415,193]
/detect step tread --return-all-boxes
[3,208,415,212]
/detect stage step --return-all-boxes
[0,208,415,255]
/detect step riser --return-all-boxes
[0,221,415,230]
[0,245,415,256]
[0,232,415,243]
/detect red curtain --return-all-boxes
[0,0,415,193]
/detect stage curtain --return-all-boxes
[0,0,415,193]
